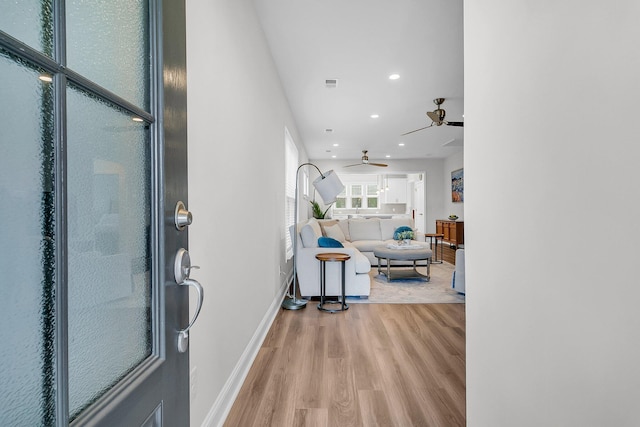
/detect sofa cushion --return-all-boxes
[324,223,346,242]
[300,224,318,248]
[349,218,381,241]
[380,217,414,240]
[319,219,338,236]
[318,237,343,248]
[351,239,385,253]
[307,217,323,238]
[337,220,351,241]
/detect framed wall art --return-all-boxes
[451,168,463,202]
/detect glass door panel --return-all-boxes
[0,1,54,56]
[0,51,56,425]
[66,1,150,109]
[66,86,152,419]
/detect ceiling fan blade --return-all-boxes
[401,124,434,136]
[446,121,464,127]
[368,163,388,167]
[426,111,440,123]
[343,163,362,168]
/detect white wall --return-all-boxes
[443,150,464,219]
[466,1,640,426]
[311,158,445,233]
[185,1,305,425]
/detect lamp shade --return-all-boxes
[313,170,344,204]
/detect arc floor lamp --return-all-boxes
[282,163,344,310]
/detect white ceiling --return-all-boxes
[253,0,464,162]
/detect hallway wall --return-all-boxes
[185,1,305,425]
[465,1,640,425]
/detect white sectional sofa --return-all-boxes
[293,216,425,298]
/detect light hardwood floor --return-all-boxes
[224,303,465,426]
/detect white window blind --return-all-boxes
[284,128,298,260]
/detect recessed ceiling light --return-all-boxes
[332,143,339,147]
[398,143,405,146]
[389,74,400,80]
[385,155,391,158]
[370,114,379,119]
[332,155,337,158]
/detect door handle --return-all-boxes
[174,248,204,353]
[177,278,204,353]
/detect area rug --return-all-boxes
[346,262,465,304]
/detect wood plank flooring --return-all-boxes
[224,303,465,426]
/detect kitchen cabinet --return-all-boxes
[436,220,464,247]
[384,177,407,203]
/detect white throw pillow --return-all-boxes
[324,223,346,242]
[300,224,318,248]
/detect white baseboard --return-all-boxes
[200,272,291,427]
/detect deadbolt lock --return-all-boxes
[174,201,193,230]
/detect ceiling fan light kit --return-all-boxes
[401,98,464,136]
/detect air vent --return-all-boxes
[325,79,338,88]
[324,128,334,133]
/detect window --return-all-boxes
[284,127,298,259]
[351,184,362,208]
[335,187,346,208]
[334,183,379,209]
[366,184,379,208]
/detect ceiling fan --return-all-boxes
[344,150,388,168]
[401,98,464,136]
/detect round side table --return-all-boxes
[315,252,350,313]
[424,233,444,263]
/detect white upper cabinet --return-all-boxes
[384,177,407,203]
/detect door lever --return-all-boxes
[174,248,204,353]
[177,278,204,353]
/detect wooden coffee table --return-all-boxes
[373,245,432,282]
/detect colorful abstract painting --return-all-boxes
[451,168,463,202]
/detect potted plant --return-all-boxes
[396,229,415,245]
[310,200,333,219]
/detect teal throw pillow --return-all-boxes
[318,237,344,248]
[393,225,414,240]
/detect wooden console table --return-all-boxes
[436,220,464,247]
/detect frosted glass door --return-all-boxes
[0,1,190,425]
